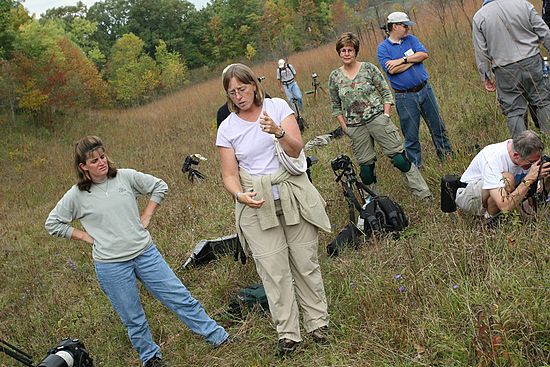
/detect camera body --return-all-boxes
[311,72,320,87]
[331,154,352,172]
[541,154,550,165]
[37,338,93,367]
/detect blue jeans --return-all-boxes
[394,82,452,167]
[283,81,303,112]
[95,244,228,364]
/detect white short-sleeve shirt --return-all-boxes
[216,97,294,176]
[460,140,528,189]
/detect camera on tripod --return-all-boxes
[331,154,356,181]
[311,72,320,88]
[1,337,93,367]
[182,153,207,182]
[38,338,93,367]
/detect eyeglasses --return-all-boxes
[339,48,355,55]
[524,157,539,166]
[227,85,251,98]
[520,155,540,166]
[395,23,409,28]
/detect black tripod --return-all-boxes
[331,155,376,246]
[305,72,326,99]
[290,97,307,132]
[1,338,34,366]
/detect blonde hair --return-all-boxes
[222,63,265,113]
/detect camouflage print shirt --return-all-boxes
[328,62,394,126]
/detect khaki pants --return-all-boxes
[347,114,432,199]
[455,179,485,216]
[346,113,403,164]
[239,200,329,342]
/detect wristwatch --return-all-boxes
[521,178,534,188]
[275,128,286,139]
[403,57,408,64]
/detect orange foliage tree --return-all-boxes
[10,20,110,120]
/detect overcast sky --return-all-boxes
[23,0,209,17]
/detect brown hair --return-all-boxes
[74,136,117,192]
[336,32,360,55]
[222,63,265,113]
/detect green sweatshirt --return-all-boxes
[45,169,168,262]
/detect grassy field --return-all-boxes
[1,0,549,366]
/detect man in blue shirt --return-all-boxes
[377,12,452,168]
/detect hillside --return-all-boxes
[0,0,549,366]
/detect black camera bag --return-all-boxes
[440,174,467,213]
[326,223,360,257]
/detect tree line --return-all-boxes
[0,0,388,120]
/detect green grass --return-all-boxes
[1,1,549,366]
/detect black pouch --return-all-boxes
[440,174,466,213]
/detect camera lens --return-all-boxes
[37,350,74,367]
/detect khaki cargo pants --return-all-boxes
[239,200,329,342]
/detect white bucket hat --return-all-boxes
[387,11,415,26]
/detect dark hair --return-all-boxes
[387,23,398,32]
[222,63,265,113]
[336,32,360,55]
[512,130,544,159]
[74,136,117,192]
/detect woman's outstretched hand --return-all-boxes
[238,191,266,208]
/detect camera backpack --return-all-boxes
[327,155,410,257]
[440,174,467,213]
[361,196,409,233]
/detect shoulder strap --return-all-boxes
[288,64,296,76]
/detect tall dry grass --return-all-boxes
[1,0,549,366]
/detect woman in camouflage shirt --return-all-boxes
[328,32,431,199]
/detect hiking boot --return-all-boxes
[277,338,299,355]
[309,326,329,345]
[144,355,167,367]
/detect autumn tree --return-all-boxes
[11,20,110,119]
[107,32,160,105]
[155,40,187,92]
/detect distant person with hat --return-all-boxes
[277,58,303,112]
[377,11,453,169]
[472,0,550,137]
